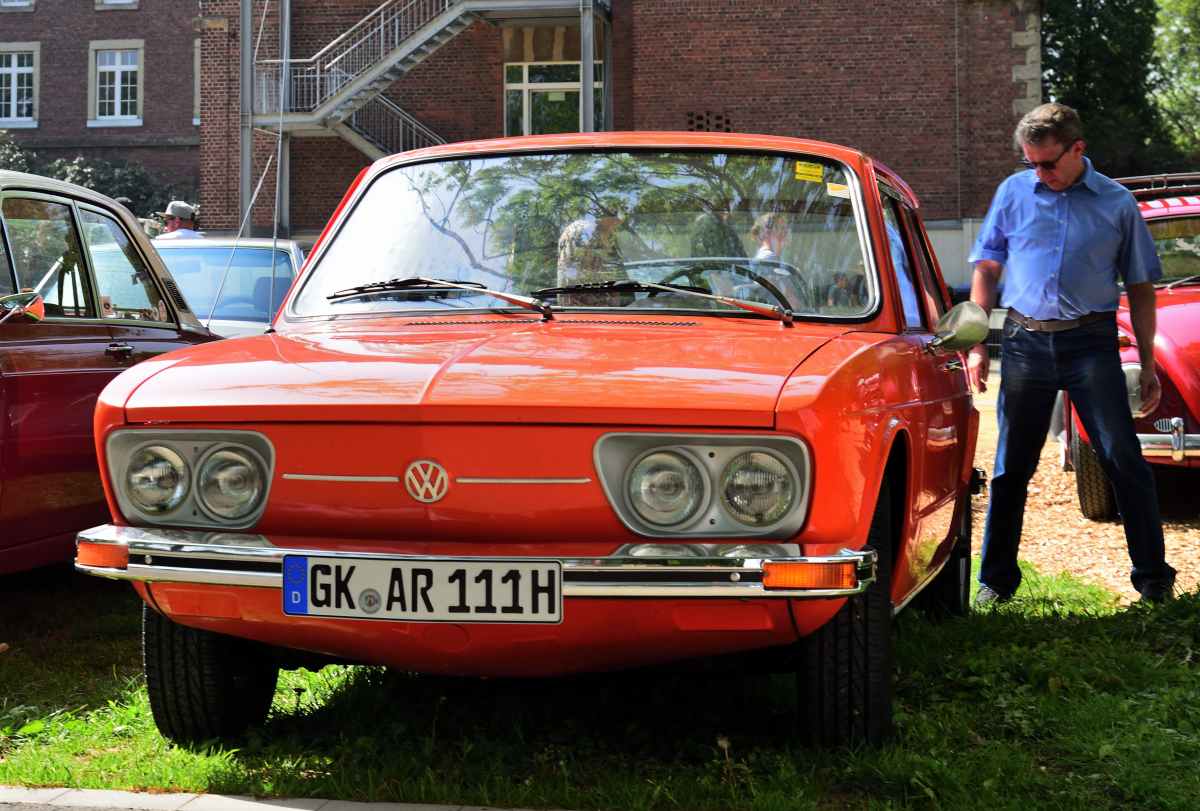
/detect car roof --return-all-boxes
[1116,173,1200,217]
[0,169,136,209]
[1135,195,1200,218]
[154,237,303,250]
[369,131,889,198]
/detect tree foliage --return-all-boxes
[1154,0,1200,165]
[1042,0,1191,175]
[0,130,194,217]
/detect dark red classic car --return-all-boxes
[0,171,217,574]
[1067,173,1200,518]
[75,133,988,747]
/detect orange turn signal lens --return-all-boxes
[77,541,130,569]
[762,561,857,590]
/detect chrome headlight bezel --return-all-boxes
[1122,362,1157,419]
[594,433,811,539]
[107,430,275,530]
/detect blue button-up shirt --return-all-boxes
[967,157,1161,320]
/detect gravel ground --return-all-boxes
[973,377,1200,605]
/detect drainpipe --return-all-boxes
[239,0,253,231]
[602,17,612,132]
[278,0,291,236]
[580,0,594,133]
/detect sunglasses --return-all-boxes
[1021,140,1077,172]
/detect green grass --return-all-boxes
[2,559,1199,810]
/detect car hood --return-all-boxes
[120,319,840,427]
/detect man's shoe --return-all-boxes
[974,585,1013,607]
[1137,579,1176,605]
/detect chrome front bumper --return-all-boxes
[1139,418,1200,462]
[76,524,875,599]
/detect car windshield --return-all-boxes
[291,150,873,319]
[159,246,294,322]
[1147,215,1200,285]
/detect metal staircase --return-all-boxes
[254,0,611,158]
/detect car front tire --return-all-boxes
[143,602,278,745]
[1071,424,1117,521]
[796,481,894,746]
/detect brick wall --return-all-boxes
[197,0,1035,231]
[2,0,200,194]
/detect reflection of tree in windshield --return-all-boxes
[296,150,868,319]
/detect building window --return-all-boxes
[96,0,139,9]
[88,40,143,127]
[98,50,137,117]
[504,63,603,137]
[0,0,35,13]
[0,52,34,121]
[0,44,37,126]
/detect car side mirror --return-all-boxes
[927,300,988,353]
[0,291,46,325]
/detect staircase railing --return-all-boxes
[256,0,457,114]
[344,96,447,155]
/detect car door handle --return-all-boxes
[106,343,134,359]
[941,360,964,372]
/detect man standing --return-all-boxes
[155,201,203,239]
[967,103,1176,605]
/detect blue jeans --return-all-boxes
[979,315,1175,595]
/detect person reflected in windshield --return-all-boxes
[556,213,624,305]
[750,213,807,311]
[751,213,788,263]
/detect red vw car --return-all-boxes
[1067,173,1200,518]
[75,133,987,746]
[0,172,217,575]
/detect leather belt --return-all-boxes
[1006,307,1115,333]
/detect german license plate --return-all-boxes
[282,556,563,624]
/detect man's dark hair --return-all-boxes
[1014,103,1084,147]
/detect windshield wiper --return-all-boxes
[328,277,553,319]
[1166,273,1200,290]
[532,278,793,325]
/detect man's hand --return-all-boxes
[1140,366,1161,415]
[967,343,989,393]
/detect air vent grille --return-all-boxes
[161,278,190,312]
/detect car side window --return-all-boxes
[2,196,95,318]
[879,191,924,330]
[80,207,173,323]
[899,205,948,322]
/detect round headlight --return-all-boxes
[126,445,190,514]
[626,543,704,557]
[720,451,795,526]
[627,451,704,526]
[716,543,790,558]
[197,447,266,520]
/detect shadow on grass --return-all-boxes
[0,561,143,714]
[195,586,1200,810]
[4,562,1200,810]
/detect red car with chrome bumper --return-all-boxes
[76,133,986,746]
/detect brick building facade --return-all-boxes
[0,0,200,199]
[194,0,1042,285]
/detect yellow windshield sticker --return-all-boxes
[827,182,850,199]
[795,161,824,182]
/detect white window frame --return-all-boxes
[503,61,603,137]
[96,0,139,9]
[0,43,38,127]
[88,40,143,127]
[0,0,35,14]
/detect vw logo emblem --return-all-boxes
[405,460,449,503]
